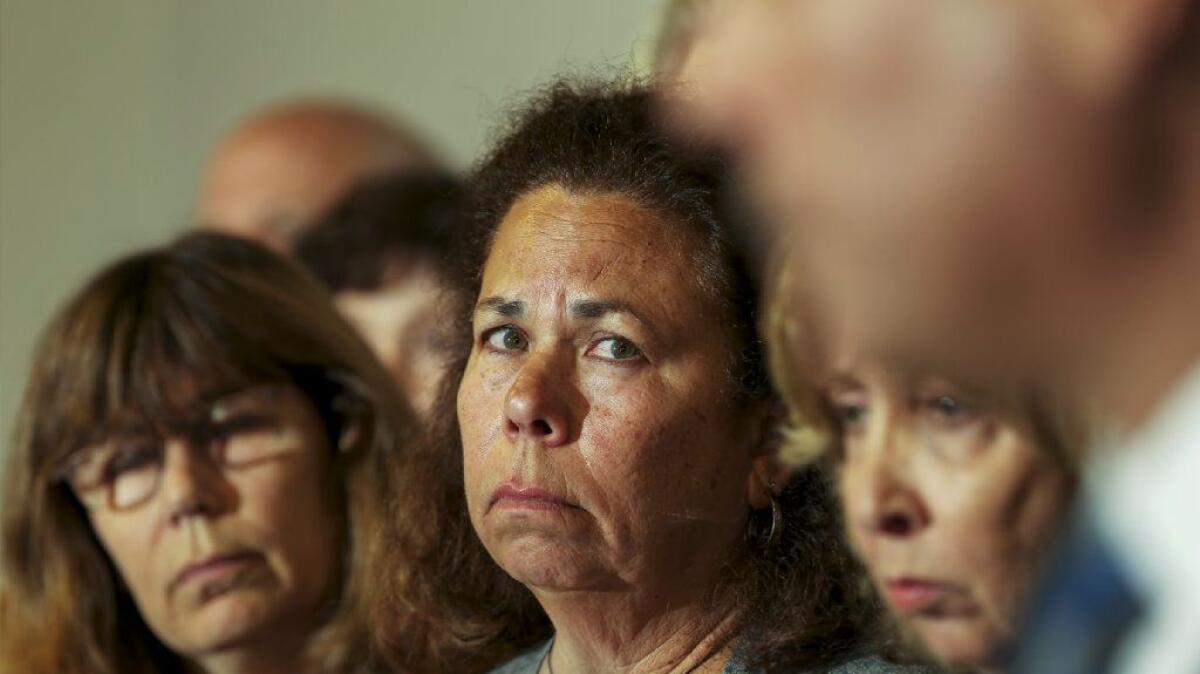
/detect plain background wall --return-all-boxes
[0,0,662,447]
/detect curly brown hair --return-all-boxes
[377,76,884,673]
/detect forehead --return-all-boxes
[482,185,700,298]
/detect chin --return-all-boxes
[493,535,606,592]
[175,592,286,654]
[912,619,1004,671]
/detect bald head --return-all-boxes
[198,101,440,253]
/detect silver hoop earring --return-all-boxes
[747,490,784,549]
[765,493,782,547]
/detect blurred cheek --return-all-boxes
[836,461,877,567]
[90,512,163,609]
[185,463,333,625]
[981,468,1070,610]
[924,471,1040,614]
[397,341,445,418]
[336,299,399,368]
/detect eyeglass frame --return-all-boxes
[52,377,357,512]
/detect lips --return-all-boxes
[489,483,580,513]
[170,550,263,594]
[883,577,957,614]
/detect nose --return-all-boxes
[868,479,929,537]
[502,354,577,448]
[159,438,230,526]
[848,432,930,541]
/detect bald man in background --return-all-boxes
[197,100,441,252]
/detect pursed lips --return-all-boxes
[881,575,971,616]
[488,483,581,513]
[169,549,263,595]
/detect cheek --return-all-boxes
[233,459,340,590]
[978,468,1069,596]
[835,464,875,564]
[457,363,510,496]
[927,453,1065,598]
[409,343,446,387]
[89,513,162,602]
[578,379,747,522]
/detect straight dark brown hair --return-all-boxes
[1,233,416,674]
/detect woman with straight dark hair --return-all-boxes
[0,233,416,674]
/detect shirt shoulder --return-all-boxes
[485,639,552,674]
[726,653,941,674]
[825,655,942,674]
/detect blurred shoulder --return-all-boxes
[729,654,942,674]
[825,655,943,674]
[485,639,552,674]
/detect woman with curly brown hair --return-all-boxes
[0,233,416,674]
[386,78,933,674]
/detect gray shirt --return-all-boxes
[486,638,939,674]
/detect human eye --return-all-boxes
[482,325,529,353]
[833,402,867,429]
[209,413,280,442]
[586,335,643,362]
[824,388,869,435]
[918,392,980,429]
[205,407,289,465]
[912,383,998,462]
[102,439,160,480]
[206,391,290,464]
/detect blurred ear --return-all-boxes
[741,397,788,508]
[1049,0,1193,96]
[333,391,371,454]
[746,452,797,509]
[747,397,789,455]
[337,418,364,453]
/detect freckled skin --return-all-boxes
[829,360,1074,669]
[457,185,764,604]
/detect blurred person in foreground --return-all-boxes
[0,233,416,674]
[652,0,720,84]
[765,256,1085,672]
[295,171,460,419]
[427,77,932,674]
[198,100,441,253]
[667,1,1200,672]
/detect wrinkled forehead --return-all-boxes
[482,186,707,307]
[502,186,684,252]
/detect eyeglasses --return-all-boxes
[57,385,307,512]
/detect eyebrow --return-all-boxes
[569,299,642,323]
[474,296,650,327]
[820,373,865,393]
[475,296,526,317]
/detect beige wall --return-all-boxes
[0,0,660,446]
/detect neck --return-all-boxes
[1085,116,1200,431]
[184,631,320,674]
[537,584,739,674]
[1095,296,1200,431]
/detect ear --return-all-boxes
[337,418,364,453]
[334,396,371,454]
[1051,0,1193,96]
[745,398,795,509]
[746,453,797,509]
